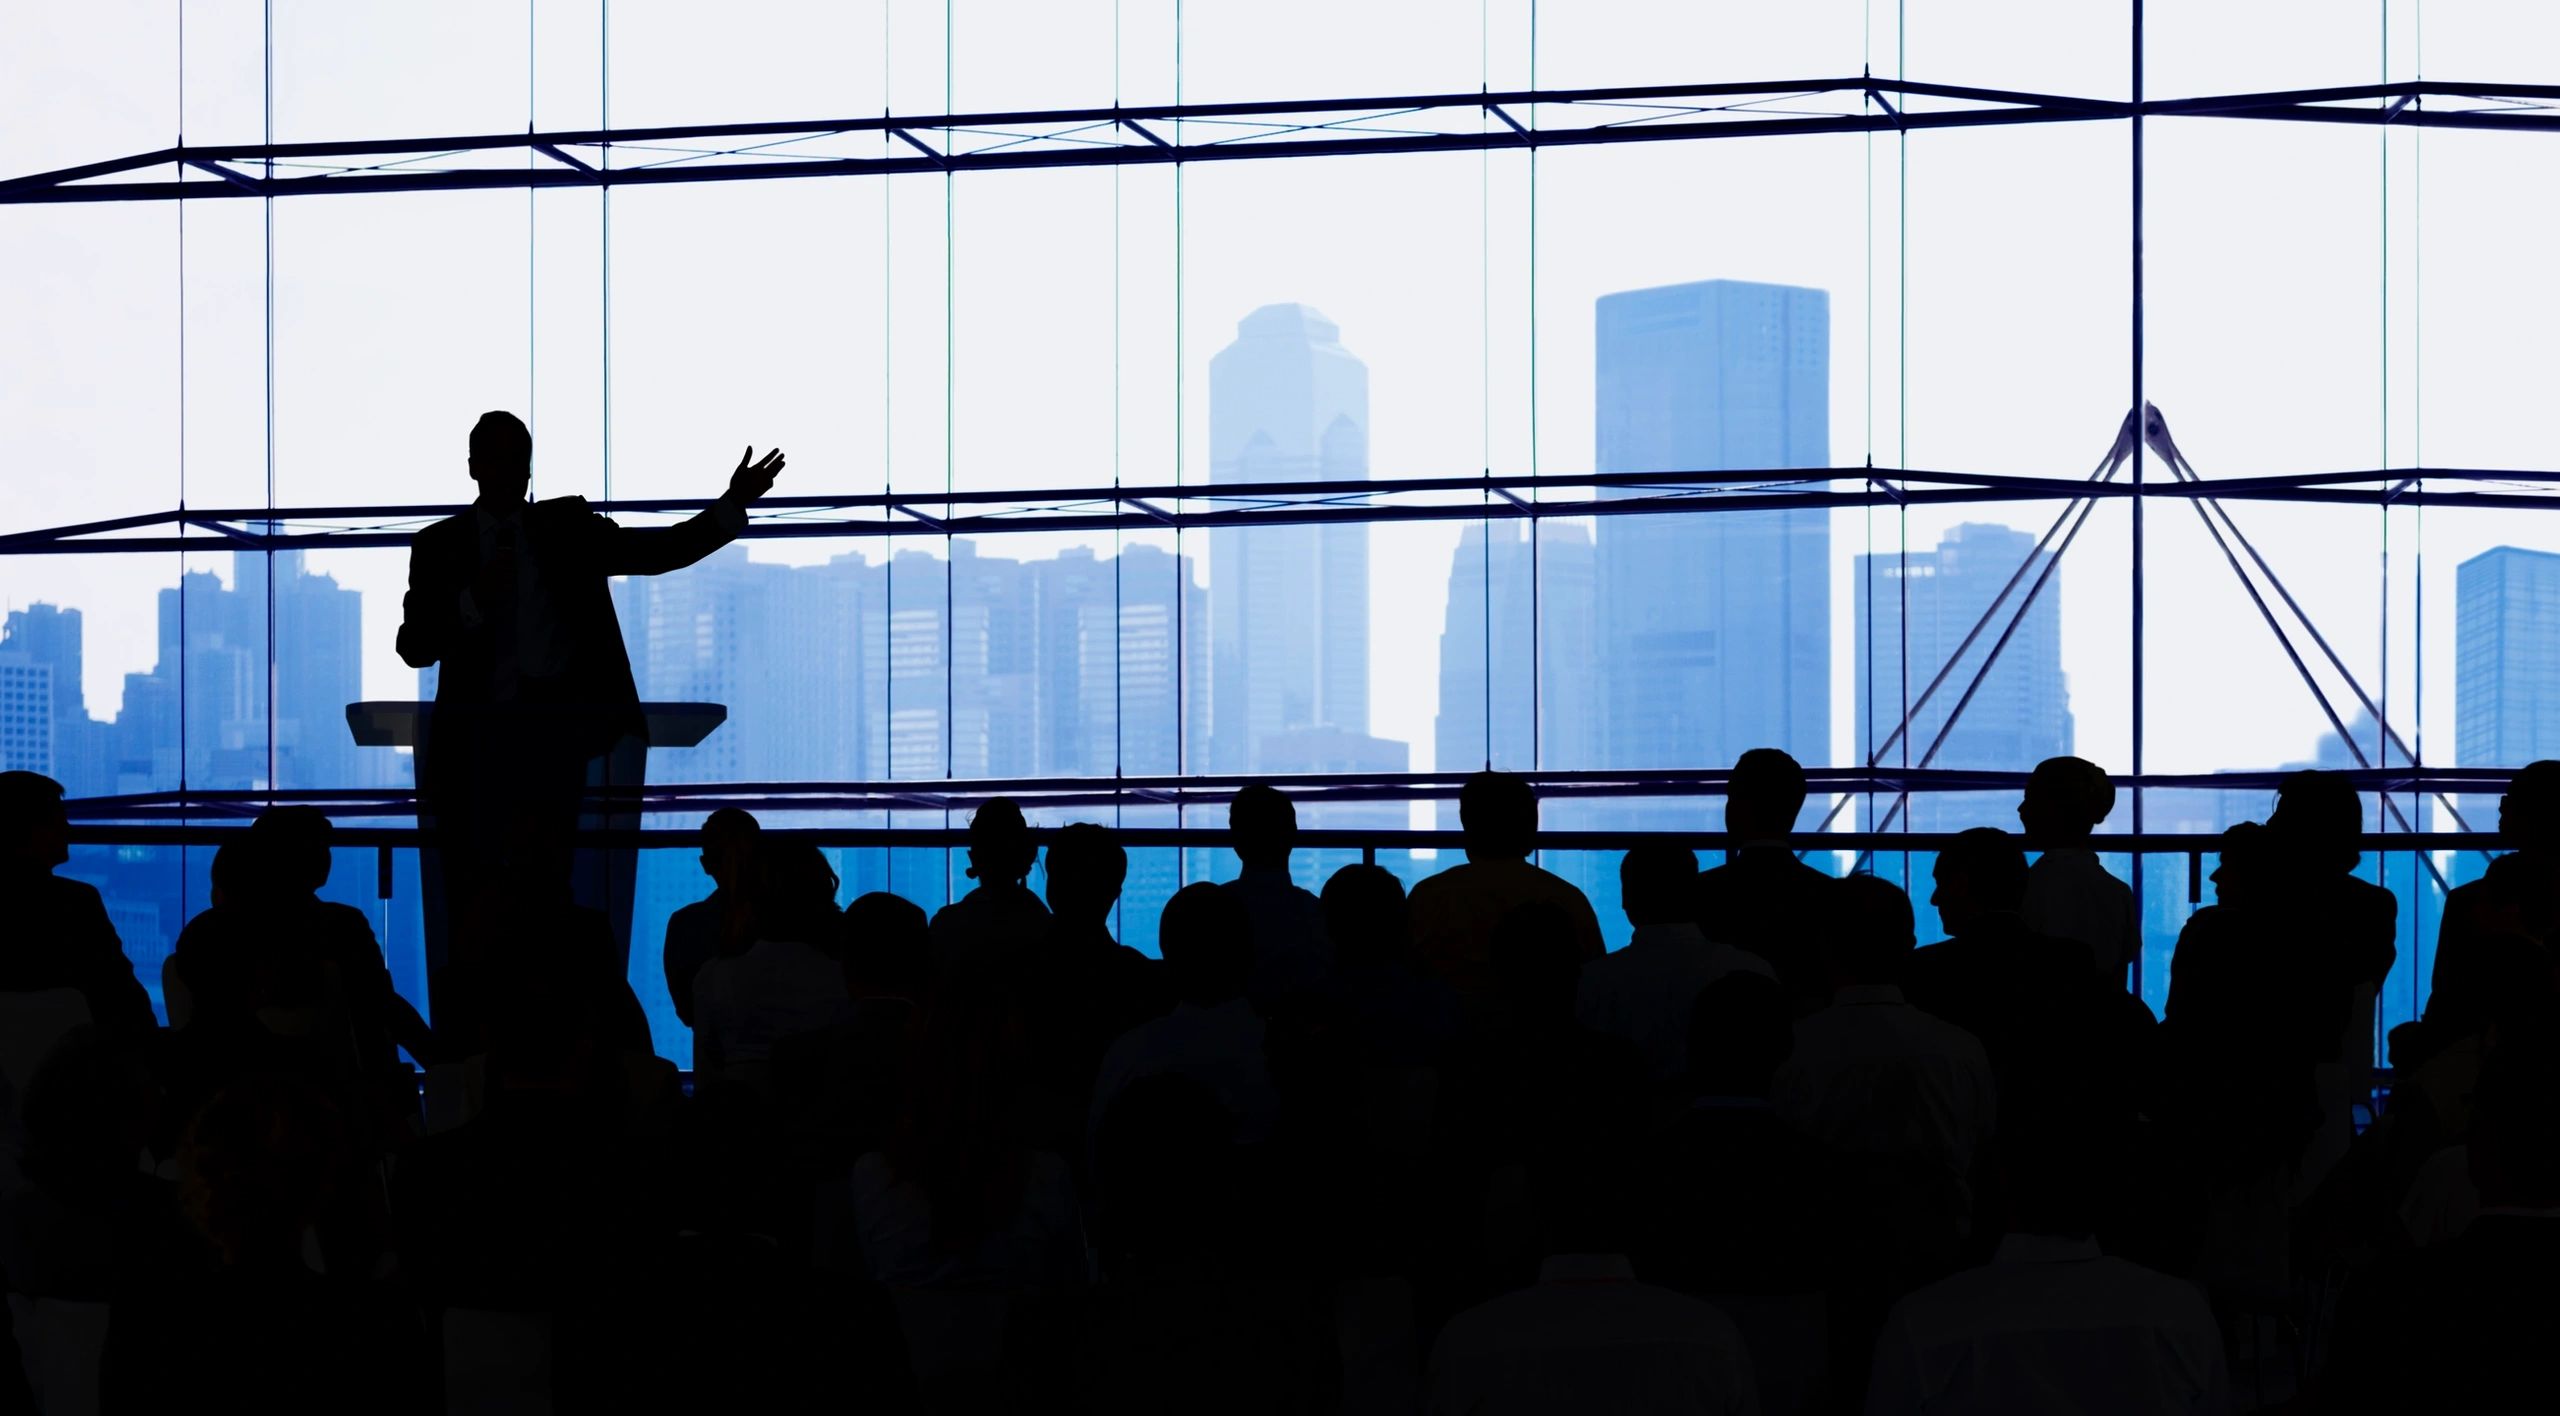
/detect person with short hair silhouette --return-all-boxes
[0,769,154,1035]
[398,411,783,947]
[2264,768,2398,1193]
[1322,862,1460,1066]
[1220,784,1331,1012]
[691,841,852,1089]
[1578,843,1776,1081]
[1774,872,1996,1278]
[1030,823,1171,1148]
[2413,759,2560,1067]
[2017,756,2139,987]
[1408,770,1605,1000]
[250,806,438,1067]
[1696,748,1834,1013]
[928,797,1052,978]
[661,806,760,1031]
[1088,881,1276,1148]
[1864,1121,2229,1416]
[770,890,931,1179]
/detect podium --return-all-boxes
[348,700,726,988]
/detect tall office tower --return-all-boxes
[260,551,368,791]
[0,652,54,774]
[1030,543,1207,780]
[1594,280,1830,783]
[1432,521,1599,829]
[1207,303,1371,773]
[1853,522,2074,831]
[2458,546,2560,771]
[2,603,112,796]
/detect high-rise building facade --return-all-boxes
[1207,303,1372,773]
[1593,279,1830,777]
[2457,546,2560,772]
[1853,521,2074,830]
[1432,520,1599,823]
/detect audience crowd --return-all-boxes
[1,752,2555,1414]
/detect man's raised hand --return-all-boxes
[728,446,787,504]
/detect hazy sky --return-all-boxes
[7,1,2560,808]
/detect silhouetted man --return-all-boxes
[928,797,1051,978]
[1577,843,1774,1081]
[397,411,783,942]
[1035,824,1171,1146]
[2264,768,2398,1194]
[661,807,760,1031]
[1696,747,1833,1012]
[2422,759,2560,1058]
[2018,755,2138,986]
[248,806,438,1066]
[0,770,153,1035]
[1408,771,1604,1000]
[1090,882,1274,1146]
[1221,784,1329,1012]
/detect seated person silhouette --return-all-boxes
[1408,770,1605,1001]
[1089,882,1277,1149]
[692,841,853,1089]
[1220,784,1330,1013]
[1579,842,1776,1082]
[2017,756,2138,987]
[1321,861,1460,1068]
[1864,1121,2229,1416]
[1695,747,1834,1013]
[661,806,760,1033]
[396,410,782,922]
[928,797,1052,979]
[0,770,153,1036]
[2409,759,2560,1069]
[771,890,931,1177]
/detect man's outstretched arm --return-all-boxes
[594,445,785,577]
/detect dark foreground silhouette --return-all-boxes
[3,750,2555,1415]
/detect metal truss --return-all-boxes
[7,464,2560,557]
[4,78,2556,206]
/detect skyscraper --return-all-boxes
[1207,303,1371,773]
[2457,546,2560,772]
[1593,279,1831,779]
[1854,521,2074,830]
[1432,520,1599,823]
[0,650,53,774]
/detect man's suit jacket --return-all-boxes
[397,496,739,749]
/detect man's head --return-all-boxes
[1159,881,1252,1007]
[1229,784,1297,871]
[1043,822,1128,926]
[2018,756,2115,845]
[1930,827,2030,935]
[247,805,334,898]
[2502,760,2560,852]
[1687,973,1792,1099]
[965,798,1036,886]
[699,807,761,890]
[1822,871,1918,988]
[843,891,930,1000]
[1322,862,1410,968]
[1725,748,1808,839]
[1458,770,1538,861]
[468,410,533,507]
[2208,820,2274,907]
[2267,769,2364,873]
[1618,844,1699,929]
[0,770,70,873]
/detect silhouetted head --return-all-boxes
[1159,880,1251,1007]
[1043,822,1127,926]
[2209,820,2274,907]
[1322,862,1411,968]
[1458,770,1538,861]
[2268,769,2364,873]
[965,798,1036,886]
[1824,871,1918,988]
[180,1072,346,1267]
[1726,748,1808,839]
[0,769,70,873]
[844,891,930,999]
[247,805,333,898]
[1930,827,2030,935]
[752,840,842,947]
[1229,783,1298,871]
[2018,756,2114,845]
[1618,843,1699,929]
[699,807,760,891]
[207,836,264,908]
[1687,973,1792,1098]
[2503,760,2560,852]
[468,410,533,507]
[1488,902,1582,1033]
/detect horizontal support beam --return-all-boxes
[6,467,2556,556]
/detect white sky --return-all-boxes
[7,2,2560,802]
